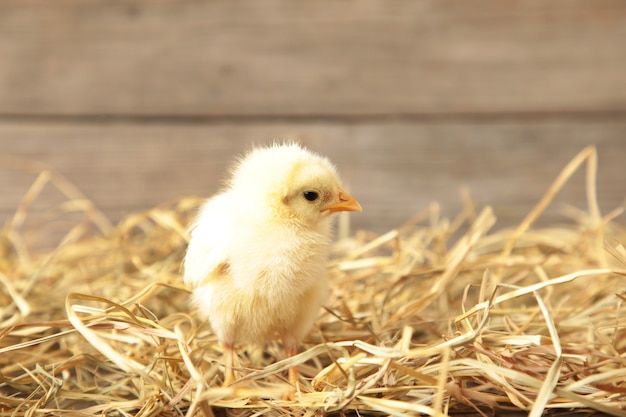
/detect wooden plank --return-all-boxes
[1,0,625,116]
[1,121,624,239]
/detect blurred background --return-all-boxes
[1,1,625,239]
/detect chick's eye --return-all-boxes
[303,191,319,202]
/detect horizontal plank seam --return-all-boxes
[1,110,625,125]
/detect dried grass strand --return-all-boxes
[1,147,625,416]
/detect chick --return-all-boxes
[184,143,361,389]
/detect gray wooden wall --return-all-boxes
[1,1,625,238]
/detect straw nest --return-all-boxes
[1,146,625,417]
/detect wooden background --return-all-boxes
[1,0,625,242]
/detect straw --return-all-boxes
[1,146,624,416]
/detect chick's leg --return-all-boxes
[222,342,235,386]
[282,336,299,387]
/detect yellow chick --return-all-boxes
[183,143,361,389]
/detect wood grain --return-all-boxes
[1,122,624,236]
[1,1,624,247]
[1,0,625,116]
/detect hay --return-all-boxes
[1,145,625,416]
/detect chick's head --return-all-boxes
[228,143,361,227]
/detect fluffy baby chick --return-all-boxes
[184,143,361,389]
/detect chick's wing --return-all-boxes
[184,193,234,287]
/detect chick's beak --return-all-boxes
[323,190,362,213]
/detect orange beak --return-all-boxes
[323,190,362,213]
